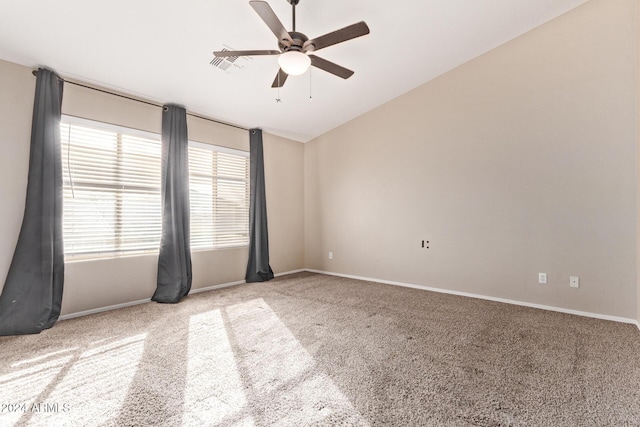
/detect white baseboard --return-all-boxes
[57,268,640,331]
[275,269,306,277]
[305,269,640,328]
[59,298,152,321]
[189,269,306,295]
[59,268,307,321]
[190,279,246,295]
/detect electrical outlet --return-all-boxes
[570,276,579,288]
[328,251,333,260]
[538,273,547,284]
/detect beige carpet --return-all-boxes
[1,272,639,426]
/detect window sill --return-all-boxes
[64,245,249,263]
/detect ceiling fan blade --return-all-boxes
[214,50,280,57]
[271,68,289,88]
[309,55,354,79]
[249,1,293,44]
[305,22,370,52]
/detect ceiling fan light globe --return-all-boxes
[278,51,311,76]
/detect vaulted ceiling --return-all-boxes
[0,0,588,142]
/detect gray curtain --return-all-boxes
[0,68,64,335]
[245,129,274,282]
[153,105,192,303]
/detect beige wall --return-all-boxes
[636,0,640,326]
[0,60,34,294]
[0,59,304,316]
[263,132,305,273]
[305,0,638,319]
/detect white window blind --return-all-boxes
[189,143,250,249]
[61,119,162,256]
[60,117,250,258]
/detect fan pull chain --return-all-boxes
[309,68,313,101]
[276,72,282,103]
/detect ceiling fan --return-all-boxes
[214,0,370,88]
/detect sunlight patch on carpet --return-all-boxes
[182,309,251,426]
[10,347,78,368]
[0,355,74,426]
[226,298,369,426]
[27,334,147,426]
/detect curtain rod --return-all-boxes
[32,69,249,132]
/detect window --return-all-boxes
[61,117,162,256]
[60,116,249,258]
[189,142,250,249]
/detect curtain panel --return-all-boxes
[152,105,192,303]
[0,68,64,335]
[245,129,274,283]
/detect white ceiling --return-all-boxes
[0,0,588,142]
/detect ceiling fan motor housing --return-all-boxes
[279,31,312,53]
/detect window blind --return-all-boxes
[60,117,250,258]
[189,144,250,249]
[61,120,162,256]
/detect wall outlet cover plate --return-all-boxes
[570,276,579,288]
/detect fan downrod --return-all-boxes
[287,0,300,31]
